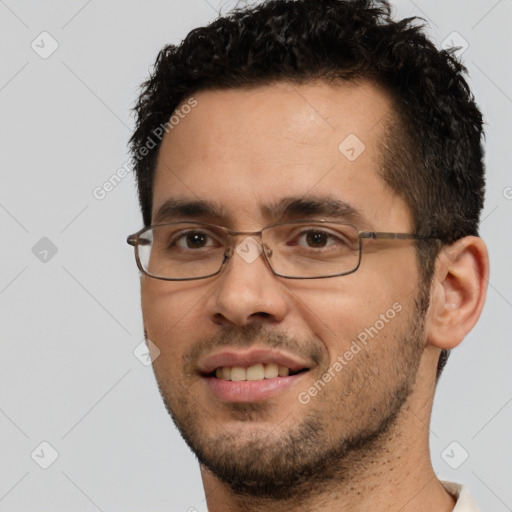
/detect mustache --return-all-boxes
[181,324,325,373]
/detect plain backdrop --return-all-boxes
[1,1,511,510]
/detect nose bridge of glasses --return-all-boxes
[227,228,263,238]
[225,228,263,249]
[222,228,273,267]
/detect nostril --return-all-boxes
[254,312,271,319]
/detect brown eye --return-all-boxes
[172,231,216,249]
[184,232,208,248]
[289,227,350,251]
[305,231,329,248]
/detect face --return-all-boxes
[141,81,428,498]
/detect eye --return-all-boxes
[173,230,217,249]
[293,229,342,249]
[301,230,331,248]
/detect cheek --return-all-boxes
[288,263,416,360]
[141,278,213,355]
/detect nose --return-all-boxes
[205,236,290,327]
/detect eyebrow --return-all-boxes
[153,199,226,224]
[152,195,368,226]
[262,196,366,224]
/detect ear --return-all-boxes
[426,236,489,350]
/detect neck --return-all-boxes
[200,347,455,512]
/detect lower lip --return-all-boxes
[202,373,308,402]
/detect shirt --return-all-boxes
[441,481,482,512]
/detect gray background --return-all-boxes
[0,0,511,510]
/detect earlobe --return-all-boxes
[426,236,489,350]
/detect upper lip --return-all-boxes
[197,348,312,375]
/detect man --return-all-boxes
[126,1,489,510]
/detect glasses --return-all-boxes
[126,219,433,281]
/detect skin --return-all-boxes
[140,80,489,511]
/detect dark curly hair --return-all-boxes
[129,0,485,381]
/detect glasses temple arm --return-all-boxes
[360,232,435,240]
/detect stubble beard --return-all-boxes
[152,289,429,502]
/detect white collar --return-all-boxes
[441,481,482,512]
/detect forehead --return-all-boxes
[152,80,411,230]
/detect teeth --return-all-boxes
[246,363,265,381]
[264,363,279,379]
[213,363,292,381]
[278,365,290,377]
[231,366,246,381]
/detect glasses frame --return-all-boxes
[126,219,435,281]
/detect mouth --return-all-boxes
[206,363,309,381]
[198,349,312,402]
